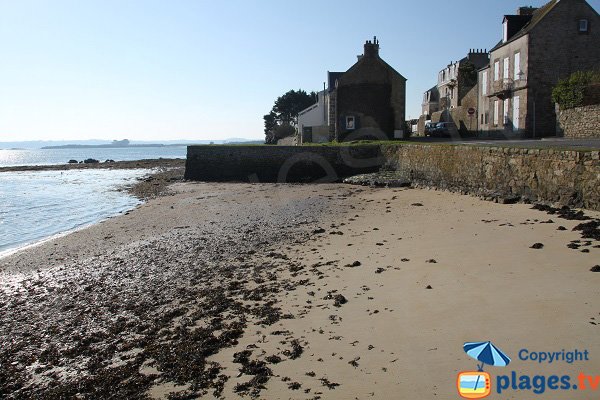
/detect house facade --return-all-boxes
[421,85,440,116]
[298,90,330,144]
[419,50,489,135]
[334,38,407,141]
[478,0,600,137]
[299,38,407,143]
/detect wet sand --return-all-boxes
[1,182,599,399]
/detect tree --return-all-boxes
[264,89,316,144]
[552,69,600,109]
[458,61,478,88]
[263,111,278,144]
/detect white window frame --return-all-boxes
[503,98,510,125]
[513,96,520,131]
[494,61,500,81]
[346,116,355,130]
[514,52,521,80]
[494,100,499,125]
[482,71,488,96]
[503,57,510,80]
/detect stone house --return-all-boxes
[421,85,440,117]
[299,37,407,143]
[478,0,600,138]
[419,50,489,135]
[334,38,407,141]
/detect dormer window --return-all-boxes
[579,19,589,33]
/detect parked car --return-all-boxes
[432,122,458,138]
[424,122,437,137]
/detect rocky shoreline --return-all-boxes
[0,182,352,399]
[0,158,184,173]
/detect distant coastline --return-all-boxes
[41,143,183,149]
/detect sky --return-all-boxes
[1,0,598,142]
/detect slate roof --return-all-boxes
[490,0,559,52]
[327,71,345,92]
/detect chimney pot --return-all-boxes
[363,36,380,58]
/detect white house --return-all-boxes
[297,90,330,144]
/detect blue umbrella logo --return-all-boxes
[461,341,510,398]
[464,341,511,371]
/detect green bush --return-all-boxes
[552,70,600,109]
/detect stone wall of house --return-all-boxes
[557,104,600,138]
[527,0,600,136]
[380,144,600,210]
[416,115,426,136]
[276,136,297,146]
[185,143,600,210]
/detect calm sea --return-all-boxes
[0,147,186,257]
[0,146,187,167]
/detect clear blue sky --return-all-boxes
[1,0,598,142]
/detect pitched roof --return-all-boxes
[327,71,345,92]
[490,0,559,52]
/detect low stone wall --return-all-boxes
[184,145,384,182]
[380,144,600,210]
[557,104,600,138]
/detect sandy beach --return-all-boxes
[1,179,599,399]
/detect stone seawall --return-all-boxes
[184,144,600,210]
[380,144,600,211]
[557,104,600,138]
[184,145,384,182]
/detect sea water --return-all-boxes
[0,146,187,167]
[0,168,149,257]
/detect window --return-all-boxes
[513,96,520,130]
[482,71,488,95]
[346,116,355,130]
[579,19,589,32]
[503,99,510,125]
[485,112,489,125]
[494,61,500,81]
[514,52,521,80]
[503,57,510,80]
[494,100,499,125]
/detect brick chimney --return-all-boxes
[363,36,380,58]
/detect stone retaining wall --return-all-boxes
[380,144,600,210]
[185,144,600,210]
[557,104,600,138]
[184,145,384,183]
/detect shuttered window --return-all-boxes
[494,61,500,81]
